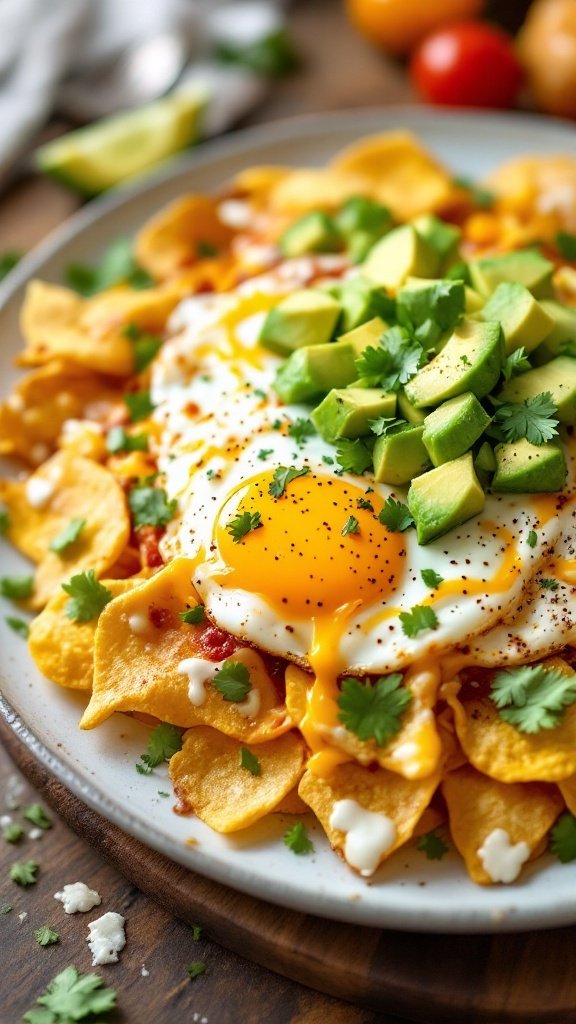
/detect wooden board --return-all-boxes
[3,718,576,1024]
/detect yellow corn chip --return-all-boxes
[485,155,576,232]
[443,765,563,885]
[273,787,308,816]
[0,450,130,609]
[230,165,291,203]
[135,195,234,281]
[269,168,374,216]
[169,725,305,832]
[558,774,576,815]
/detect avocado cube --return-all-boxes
[338,316,387,354]
[259,290,341,356]
[492,438,567,493]
[422,392,491,466]
[412,214,461,269]
[407,453,485,545]
[373,424,430,485]
[465,287,484,314]
[397,387,427,425]
[311,387,396,442]
[273,340,359,404]
[497,355,576,424]
[405,318,504,409]
[397,277,465,332]
[336,197,393,262]
[481,282,554,354]
[279,211,342,258]
[469,249,554,299]
[532,300,576,365]
[474,441,497,487]
[333,276,395,332]
[362,225,440,291]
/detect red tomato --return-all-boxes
[410,21,523,108]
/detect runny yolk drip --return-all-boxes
[195,291,287,371]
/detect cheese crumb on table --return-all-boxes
[54,882,101,914]
[87,911,126,966]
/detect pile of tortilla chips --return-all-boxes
[2,132,576,886]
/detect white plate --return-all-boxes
[2,108,576,934]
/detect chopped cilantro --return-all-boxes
[35,926,59,946]
[556,231,576,261]
[180,605,205,625]
[0,903,12,914]
[0,249,22,281]
[334,438,373,475]
[23,804,52,830]
[157,790,169,798]
[66,236,153,296]
[420,568,444,589]
[526,530,538,550]
[490,663,576,733]
[214,27,299,77]
[268,465,309,498]
[106,426,148,454]
[3,823,24,844]
[136,723,182,775]
[10,860,38,886]
[128,486,176,528]
[124,390,155,423]
[355,326,424,391]
[122,323,163,373]
[253,387,267,399]
[551,813,576,862]
[369,416,407,438]
[257,448,273,461]
[356,496,374,512]
[287,418,316,445]
[62,571,112,623]
[0,575,33,600]
[192,924,202,942]
[338,673,411,746]
[453,176,494,208]
[492,391,559,446]
[538,577,559,591]
[322,455,334,465]
[240,747,261,776]
[186,961,207,981]
[49,517,86,554]
[0,507,9,533]
[213,660,252,702]
[22,965,117,1022]
[397,279,465,337]
[502,346,531,383]
[399,605,439,638]
[283,820,314,855]
[378,498,414,533]
[416,831,449,861]
[460,354,471,367]
[226,510,262,543]
[5,616,30,639]
[342,515,360,536]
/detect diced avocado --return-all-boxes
[497,355,576,424]
[412,214,461,269]
[336,197,393,262]
[338,316,387,354]
[279,212,342,258]
[362,225,439,291]
[373,424,430,485]
[405,319,504,409]
[532,300,576,365]
[311,387,396,442]
[397,277,465,332]
[469,249,554,299]
[407,453,485,545]
[259,290,341,356]
[422,392,491,466]
[465,287,484,314]
[481,282,554,354]
[274,339,360,404]
[332,276,395,332]
[445,260,471,285]
[475,440,497,474]
[397,387,426,425]
[492,438,567,493]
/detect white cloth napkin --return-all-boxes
[0,0,287,188]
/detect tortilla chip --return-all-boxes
[273,787,308,815]
[0,450,130,609]
[230,165,291,204]
[169,726,305,832]
[558,774,576,815]
[135,195,234,281]
[28,577,142,690]
[298,760,440,875]
[485,154,576,233]
[443,765,563,885]
[445,659,576,783]
[285,663,311,726]
[269,168,375,216]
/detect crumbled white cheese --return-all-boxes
[235,687,261,719]
[5,774,25,810]
[477,828,530,884]
[25,476,55,509]
[87,911,126,966]
[329,799,397,877]
[178,657,219,707]
[128,613,148,636]
[218,199,252,229]
[0,814,12,827]
[28,827,43,840]
[54,882,101,914]
[141,964,150,977]
[18,911,28,923]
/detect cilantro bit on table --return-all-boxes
[240,747,261,776]
[226,510,262,544]
[3,823,24,844]
[0,249,22,281]
[192,924,202,942]
[49,518,86,554]
[0,575,34,600]
[213,660,252,702]
[492,391,559,446]
[355,326,424,391]
[136,723,182,775]
[527,530,538,548]
[399,605,439,638]
[551,813,576,863]
[62,571,112,623]
[22,965,117,1023]
[0,903,12,914]
[35,926,60,947]
[283,820,314,855]
[23,804,52,830]
[187,961,207,981]
[268,465,309,498]
[128,486,176,528]
[180,605,205,625]
[538,578,559,591]
[106,426,148,454]
[416,831,449,861]
[65,236,153,296]
[337,674,411,746]
[10,860,38,887]
[341,515,360,536]
[0,507,9,533]
[5,616,30,639]
[335,438,373,475]
[124,389,155,423]
[502,346,531,383]
[378,497,414,533]
[287,417,316,445]
[490,663,576,733]
[421,568,444,589]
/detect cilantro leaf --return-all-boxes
[180,605,205,625]
[551,813,576,863]
[186,961,207,981]
[49,518,86,554]
[0,506,9,533]
[268,465,309,498]
[452,176,494,208]
[240,747,261,776]
[378,497,414,533]
[128,486,176,528]
[0,903,12,914]
[136,723,182,775]
[356,496,374,512]
[122,323,163,373]
[342,515,360,536]
[283,820,314,855]
[62,571,112,623]
[257,448,273,461]
[10,860,38,886]
[35,926,59,947]
[23,804,52,830]
[335,438,373,475]
[5,616,30,639]
[491,663,576,733]
[212,660,252,702]
[416,831,449,861]
[556,231,576,261]
[3,823,23,843]
[0,249,22,281]
[397,279,465,335]
[527,530,538,548]
[421,568,444,589]
[0,575,33,600]
[66,237,153,296]
[399,605,439,638]
[214,27,299,77]
[338,673,411,746]
[502,346,531,383]
[355,326,424,391]
[369,416,407,438]
[287,418,316,445]
[226,510,262,544]
[22,965,117,1022]
[538,577,559,591]
[106,427,149,454]
[192,924,202,941]
[492,392,559,446]
[124,390,155,423]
